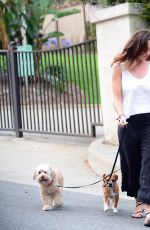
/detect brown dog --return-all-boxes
[102,173,119,213]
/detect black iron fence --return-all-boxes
[0,40,102,137]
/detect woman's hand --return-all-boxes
[118,114,128,127]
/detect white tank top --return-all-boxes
[122,62,150,119]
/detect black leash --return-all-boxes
[58,168,121,189]
[107,126,126,182]
[58,126,126,189]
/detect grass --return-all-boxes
[40,51,101,104]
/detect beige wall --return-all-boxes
[43,4,91,45]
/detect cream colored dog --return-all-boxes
[33,164,64,211]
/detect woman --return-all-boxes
[112,29,150,227]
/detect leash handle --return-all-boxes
[107,126,126,182]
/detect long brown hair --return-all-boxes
[111,29,150,67]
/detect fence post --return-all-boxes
[91,124,96,138]
[9,49,23,137]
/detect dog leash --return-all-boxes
[106,126,126,182]
[58,126,126,189]
[58,168,120,189]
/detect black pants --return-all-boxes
[118,113,150,204]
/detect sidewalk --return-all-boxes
[0,131,101,195]
[0,129,126,197]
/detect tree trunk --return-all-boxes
[0,7,8,49]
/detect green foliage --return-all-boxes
[80,0,98,4]
[0,0,23,46]
[41,51,100,103]
[25,2,80,49]
[105,0,149,5]
[51,8,80,20]
[0,55,7,77]
[0,0,80,50]
[105,0,126,4]
[42,65,67,93]
[24,0,53,47]
[140,3,150,25]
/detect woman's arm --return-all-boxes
[112,64,128,126]
[112,64,123,116]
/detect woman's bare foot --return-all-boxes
[144,205,150,227]
[131,201,144,219]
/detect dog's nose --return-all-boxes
[41,176,45,179]
[108,183,112,187]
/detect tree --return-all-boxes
[0,0,80,49]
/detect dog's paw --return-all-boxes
[55,202,63,207]
[113,208,118,213]
[42,205,52,211]
[104,207,110,212]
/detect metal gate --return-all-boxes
[0,40,102,137]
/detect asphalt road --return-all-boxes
[0,180,146,230]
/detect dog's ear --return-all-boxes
[114,174,118,181]
[48,166,55,179]
[102,174,106,179]
[33,170,37,180]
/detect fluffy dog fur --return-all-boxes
[102,173,119,213]
[33,164,64,211]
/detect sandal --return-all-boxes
[131,202,144,219]
[144,212,150,227]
